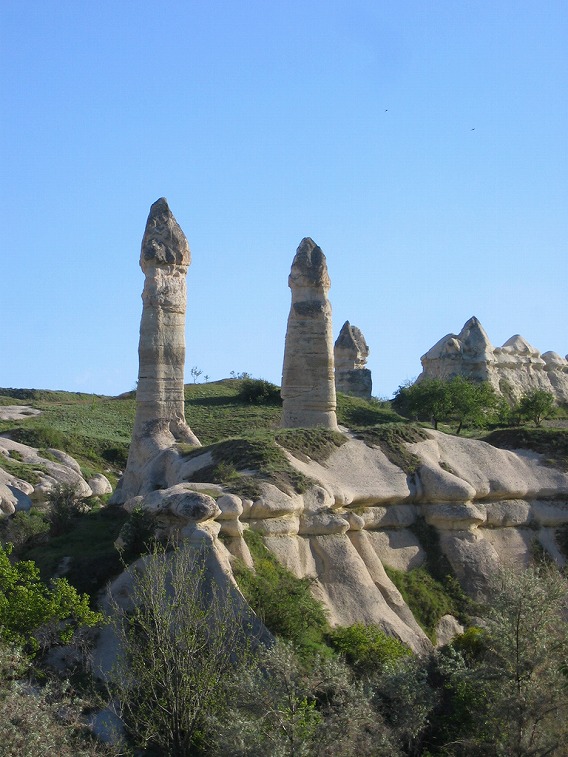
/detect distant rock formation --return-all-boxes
[281,238,338,429]
[334,321,372,399]
[420,316,568,403]
[112,198,200,504]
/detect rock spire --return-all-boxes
[281,238,338,429]
[334,321,372,399]
[112,198,200,503]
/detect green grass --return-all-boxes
[274,427,347,463]
[483,427,568,471]
[353,424,430,475]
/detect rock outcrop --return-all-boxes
[281,238,338,430]
[117,422,568,652]
[420,316,568,403]
[334,321,372,399]
[0,432,102,516]
[112,199,201,504]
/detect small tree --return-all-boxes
[190,365,203,383]
[107,542,252,756]
[47,482,87,536]
[518,389,555,426]
[0,544,101,652]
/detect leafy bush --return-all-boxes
[239,378,282,405]
[46,483,88,536]
[0,544,101,652]
[518,389,555,426]
[116,506,157,557]
[0,510,50,552]
[234,530,330,655]
[327,624,411,673]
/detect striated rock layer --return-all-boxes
[112,199,200,504]
[334,321,372,399]
[419,316,568,403]
[115,426,568,653]
[281,238,338,429]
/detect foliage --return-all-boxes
[384,566,456,640]
[354,424,429,474]
[234,530,330,655]
[22,505,128,598]
[393,377,497,433]
[216,639,399,757]
[0,510,50,552]
[46,483,89,536]
[518,389,555,426]
[0,544,101,652]
[239,378,282,405]
[115,505,157,558]
[326,624,411,674]
[107,542,252,756]
[432,566,568,756]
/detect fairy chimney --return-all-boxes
[334,321,372,399]
[281,238,338,429]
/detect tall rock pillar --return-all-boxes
[281,238,338,429]
[113,198,200,503]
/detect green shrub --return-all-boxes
[239,378,282,405]
[384,566,455,641]
[46,483,88,536]
[117,506,157,558]
[327,624,411,673]
[0,511,49,552]
[234,530,330,655]
[0,544,101,652]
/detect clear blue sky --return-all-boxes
[2,0,566,398]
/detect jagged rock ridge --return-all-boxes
[420,316,568,402]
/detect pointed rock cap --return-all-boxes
[335,321,370,360]
[501,334,540,357]
[140,197,190,269]
[289,237,330,290]
[421,333,461,361]
[457,317,494,358]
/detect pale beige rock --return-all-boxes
[481,500,532,527]
[423,503,487,530]
[363,529,426,572]
[112,198,200,504]
[435,615,464,647]
[334,321,372,399]
[420,316,568,402]
[281,238,338,429]
[0,482,17,516]
[0,405,41,421]
[0,437,92,501]
[88,473,113,496]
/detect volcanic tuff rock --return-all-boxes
[281,238,338,430]
[112,199,200,504]
[420,316,568,402]
[334,321,372,399]
[118,425,568,653]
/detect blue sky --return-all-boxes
[2,0,566,398]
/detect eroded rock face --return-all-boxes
[114,427,568,652]
[112,199,201,504]
[281,238,338,430]
[420,316,568,402]
[334,321,372,399]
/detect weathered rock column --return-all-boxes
[281,238,338,429]
[334,321,372,399]
[112,198,200,503]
